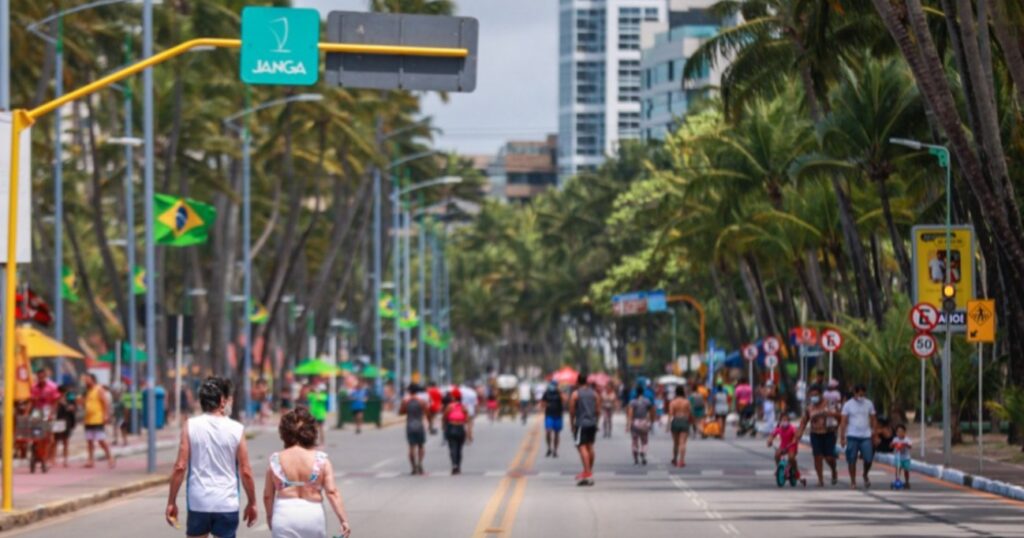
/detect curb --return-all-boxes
[872,453,1024,502]
[799,434,1024,502]
[0,474,170,532]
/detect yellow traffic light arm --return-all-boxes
[667,294,706,356]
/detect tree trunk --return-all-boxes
[874,172,912,293]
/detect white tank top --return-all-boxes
[187,414,244,513]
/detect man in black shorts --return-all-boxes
[568,373,601,486]
[401,384,428,475]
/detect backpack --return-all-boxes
[447,403,467,423]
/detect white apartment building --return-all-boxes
[558,0,668,182]
[639,1,723,141]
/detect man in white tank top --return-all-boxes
[166,377,257,537]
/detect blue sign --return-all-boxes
[241,7,321,86]
[647,290,667,312]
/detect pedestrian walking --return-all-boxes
[51,385,77,468]
[308,381,329,444]
[349,381,368,435]
[263,407,351,538]
[600,384,616,438]
[459,382,479,444]
[688,382,706,436]
[81,373,115,468]
[712,383,730,431]
[796,384,840,486]
[540,381,565,458]
[839,383,878,489]
[891,424,913,489]
[626,383,655,466]
[667,385,693,467]
[400,384,428,475]
[569,373,600,486]
[166,377,258,537]
[518,380,533,425]
[442,388,469,475]
[426,381,443,435]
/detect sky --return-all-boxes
[295,0,558,156]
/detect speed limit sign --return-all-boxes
[742,344,759,362]
[765,355,779,369]
[911,333,938,358]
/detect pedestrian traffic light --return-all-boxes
[942,284,956,313]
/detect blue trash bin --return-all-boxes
[142,386,166,430]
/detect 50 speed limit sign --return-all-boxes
[911,333,938,358]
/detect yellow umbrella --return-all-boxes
[13,326,84,401]
[16,326,84,359]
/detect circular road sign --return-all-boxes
[820,328,843,353]
[742,344,759,362]
[910,303,941,332]
[798,327,817,346]
[762,336,782,356]
[911,333,939,359]
[765,355,779,369]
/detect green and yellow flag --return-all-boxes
[132,266,146,295]
[249,301,269,324]
[423,323,443,349]
[60,266,79,303]
[399,308,419,330]
[154,194,217,246]
[379,293,397,319]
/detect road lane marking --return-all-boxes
[670,475,742,536]
[369,457,394,470]
[471,418,539,538]
[497,425,542,537]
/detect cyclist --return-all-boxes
[767,413,805,486]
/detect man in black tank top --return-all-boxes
[569,373,601,486]
[400,384,428,475]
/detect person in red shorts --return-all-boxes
[426,381,443,435]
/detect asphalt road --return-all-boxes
[9,413,1023,537]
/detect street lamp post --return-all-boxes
[890,137,953,467]
[417,194,426,383]
[224,92,322,422]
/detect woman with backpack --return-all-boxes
[442,388,469,475]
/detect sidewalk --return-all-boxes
[911,425,1024,488]
[0,428,180,531]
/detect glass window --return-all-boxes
[576,112,605,156]
[618,112,640,139]
[559,60,572,107]
[618,7,641,50]
[577,9,606,53]
[559,10,573,56]
[618,60,641,102]
[644,7,659,21]
[576,61,605,104]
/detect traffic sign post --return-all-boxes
[240,7,321,86]
[819,328,843,380]
[765,354,779,370]
[742,343,758,388]
[762,336,781,356]
[911,332,938,358]
[966,298,995,473]
[910,302,941,332]
[911,225,976,333]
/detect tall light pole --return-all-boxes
[224,92,322,422]
[890,137,953,467]
[142,0,157,473]
[417,194,426,382]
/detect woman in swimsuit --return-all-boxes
[667,386,693,468]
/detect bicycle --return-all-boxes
[775,450,806,488]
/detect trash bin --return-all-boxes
[336,396,383,428]
[141,386,166,430]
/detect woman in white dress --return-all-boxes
[264,408,351,538]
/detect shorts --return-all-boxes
[352,407,366,415]
[692,406,706,419]
[898,458,911,471]
[671,417,690,434]
[84,425,106,442]
[810,432,837,457]
[545,415,563,432]
[407,429,426,446]
[574,425,597,447]
[187,510,239,538]
[845,436,874,464]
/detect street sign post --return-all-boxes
[911,332,938,358]
[612,291,648,317]
[765,354,779,370]
[966,299,995,344]
[627,341,645,368]
[240,7,321,86]
[909,302,941,332]
[911,225,975,333]
[762,336,781,356]
[742,343,758,387]
[325,11,478,92]
[819,328,842,380]
[646,290,667,313]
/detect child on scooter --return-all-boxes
[892,424,913,489]
[767,414,806,486]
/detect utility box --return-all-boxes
[325,11,478,92]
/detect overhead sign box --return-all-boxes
[0,112,32,264]
[240,7,321,86]
[325,11,478,92]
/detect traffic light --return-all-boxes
[942,284,956,313]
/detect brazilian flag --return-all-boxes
[60,266,79,303]
[132,266,146,295]
[379,293,397,319]
[423,323,443,349]
[399,308,419,330]
[249,301,269,324]
[154,194,217,246]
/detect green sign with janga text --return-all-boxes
[240,7,320,86]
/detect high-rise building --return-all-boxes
[640,1,722,141]
[558,0,668,182]
[487,135,559,204]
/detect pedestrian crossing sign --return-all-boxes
[966,299,995,343]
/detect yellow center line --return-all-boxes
[471,417,540,537]
[497,426,542,536]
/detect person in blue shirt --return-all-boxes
[350,382,368,434]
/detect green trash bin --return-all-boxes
[336,396,383,428]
